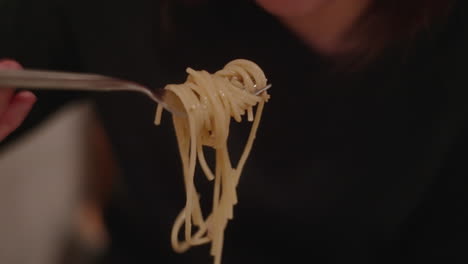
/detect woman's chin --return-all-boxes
[255,0,327,18]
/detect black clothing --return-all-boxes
[1,1,467,263]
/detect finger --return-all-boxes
[0,59,22,69]
[0,91,37,141]
[0,60,22,114]
[0,89,14,113]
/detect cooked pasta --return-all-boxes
[154,59,270,264]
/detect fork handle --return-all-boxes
[0,69,143,93]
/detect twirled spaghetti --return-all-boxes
[155,59,270,264]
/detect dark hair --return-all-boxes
[350,0,454,61]
[162,0,455,63]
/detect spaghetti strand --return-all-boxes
[156,59,270,264]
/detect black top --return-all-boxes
[1,0,467,263]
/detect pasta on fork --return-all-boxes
[155,59,270,264]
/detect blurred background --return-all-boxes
[0,101,113,264]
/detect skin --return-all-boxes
[255,0,372,55]
[0,60,36,141]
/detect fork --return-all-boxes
[0,69,271,115]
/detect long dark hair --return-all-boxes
[352,0,454,60]
[162,0,455,63]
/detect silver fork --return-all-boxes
[0,69,271,115]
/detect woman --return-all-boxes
[0,0,466,263]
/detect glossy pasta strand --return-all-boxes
[155,59,269,264]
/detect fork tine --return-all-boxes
[255,84,272,95]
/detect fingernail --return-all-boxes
[0,58,14,64]
[0,59,21,69]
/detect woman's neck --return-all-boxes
[279,0,371,56]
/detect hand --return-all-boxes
[0,59,37,141]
